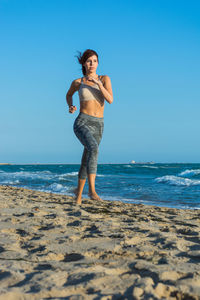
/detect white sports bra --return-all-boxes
[78,75,105,104]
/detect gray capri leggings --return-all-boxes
[73,112,104,179]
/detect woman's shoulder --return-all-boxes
[73,77,82,85]
[99,75,111,86]
[71,77,82,90]
[99,75,111,83]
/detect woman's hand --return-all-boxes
[86,76,103,87]
[69,105,77,114]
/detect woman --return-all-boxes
[66,49,113,205]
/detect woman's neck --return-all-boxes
[85,71,97,77]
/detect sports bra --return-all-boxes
[78,75,105,104]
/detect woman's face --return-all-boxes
[84,55,98,73]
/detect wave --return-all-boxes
[62,171,78,176]
[140,165,159,169]
[179,169,200,177]
[0,170,79,182]
[58,172,78,179]
[0,179,20,185]
[0,171,54,183]
[40,183,70,194]
[155,175,200,186]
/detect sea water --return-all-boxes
[0,163,200,209]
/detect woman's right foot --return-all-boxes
[88,192,103,201]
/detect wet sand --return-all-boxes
[0,185,200,299]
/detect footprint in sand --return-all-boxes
[0,246,5,253]
[0,271,25,288]
[38,224,55,231]
[64,273,95,287]
[45,213,57,219]
[16,229,29,237]
[176,228,199,236]
[67,220,82,227]
[63,252,85,262]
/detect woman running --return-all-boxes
[66,49,113,205]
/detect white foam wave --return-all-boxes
[0,179,20,185]
[0,170,79,184]
[58,172,78,179]
[179,169,200,177]
[155,175,200,186]
[40,183,70,194]
[141,165,158,169]
[0,171,54,182]
[64,171,79,176]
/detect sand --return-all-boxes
[0,185,200,300]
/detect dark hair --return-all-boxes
[75,49,99,75]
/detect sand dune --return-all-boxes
[0,185,200,299]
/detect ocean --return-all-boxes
[0,163,200,210]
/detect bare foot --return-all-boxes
[76,196,82,206]
[88,192,103,201]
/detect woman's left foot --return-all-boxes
[88,192,103,201]
[76,200,82,206]
[76,194,82,205]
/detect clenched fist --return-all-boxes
[69,105,77,114]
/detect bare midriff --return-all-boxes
[80,99,105,118]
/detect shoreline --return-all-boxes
[0,184,199,211]
[0,185,200,299]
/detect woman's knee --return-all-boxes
[88,143,99,154]
[87,164,97,174]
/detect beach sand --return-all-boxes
[0,185,200,300]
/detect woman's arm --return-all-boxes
[98,75,113,104]
[66,79,79,113]
[87,75,113,104]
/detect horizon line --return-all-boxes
[0,162,200,165]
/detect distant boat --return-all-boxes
[130,160,136,164]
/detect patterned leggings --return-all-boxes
[73,112,104,179]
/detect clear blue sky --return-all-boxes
[1,0,200,164]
